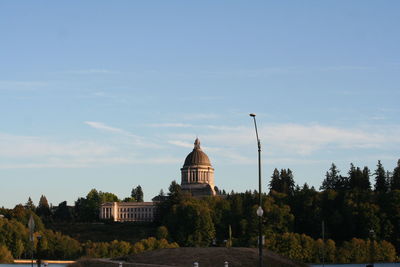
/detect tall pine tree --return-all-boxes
[374,160,388,193]
[131,185,144,202]
[391,159,400,190]
[269,168,281,192]
[321,163,340,190]
[36,195,51,218]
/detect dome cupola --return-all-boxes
[183,138,212,167]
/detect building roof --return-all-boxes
[183,138,212,167]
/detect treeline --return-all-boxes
[272,161,400,247]
[0,206,177,263]
[153,160,400,263]
[155,179,398,263]
[15,185,144,224]
[1,159,400,264]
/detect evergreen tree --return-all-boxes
[269,168,281,192]
[36,195,51,218]
[131,185,144,202]
[391,159,400,191]
[374,160,388,193]
[348,164,370,191]
[361,166,371,191]
[336,175,350,191]
[321,163,340,190]
[348,163,357,189]
[281,169,295,196]
[24,197,35,211]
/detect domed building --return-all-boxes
[181,138,216,197]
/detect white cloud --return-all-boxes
[85,121,130,135]
[168,140,193,148]
[0,133,113,158]
[263,124,399,155]
[149,123,194,128]
[167,123,400,163]
[85,121,159,148]
[0,156,182,169]
[0,130,179,169]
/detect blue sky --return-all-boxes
[1,1,399,208]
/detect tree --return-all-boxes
[74,189,102,222]
[24,197,36,211]
[10,233,24,259]
[36,195,51,219]
[391,159,400,190]
[281,169,295,196]
[269,168,295,195]
[374,160,388,193]
[321,163,340,190]
[269,168,281,192]
[156,226,169,240]
[168,181,183,203]
[53,201,73,222]
[131,185,144,202]
[163,199,215,246]
[348,164,370,191]
[361,166,372,191]
[0,245,13,263]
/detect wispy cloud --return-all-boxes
[0,156,182,169]
[0,133,113,158]
[263,124,400,155]
[168,140,194,148]
[149,123,194,128]
[182,113,219,120]
[85,121,131,135]
[61,69,118,75]
[0,130,175,169]
[0,80,48,90]
[85,121,160,148]
[202,65,374,78]
[165,123,400,165]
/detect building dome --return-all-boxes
[183,138,212,167]
[180,138,216,197]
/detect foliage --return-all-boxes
[36,195,51,220]
[391,160,400,190]
[131,185,144,202]
[375,160,388,193]
[0,245,14,263]
[156,226,169,240]
[269,168,295,196]
[163,197,215,246]
[84,237,178,258]
[25,197,36,211]
[74,189,119,222]
[2,159,400,263]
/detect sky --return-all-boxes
[0,1,399,208]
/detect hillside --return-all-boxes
[70,247,308,267]
[48,222,156,243]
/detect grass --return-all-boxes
[69,247,309,267]
[48,222,156,243]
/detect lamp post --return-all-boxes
[250,113,263,267]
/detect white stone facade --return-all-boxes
[100,202,157,222]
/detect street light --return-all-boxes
[250,113,263,267]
